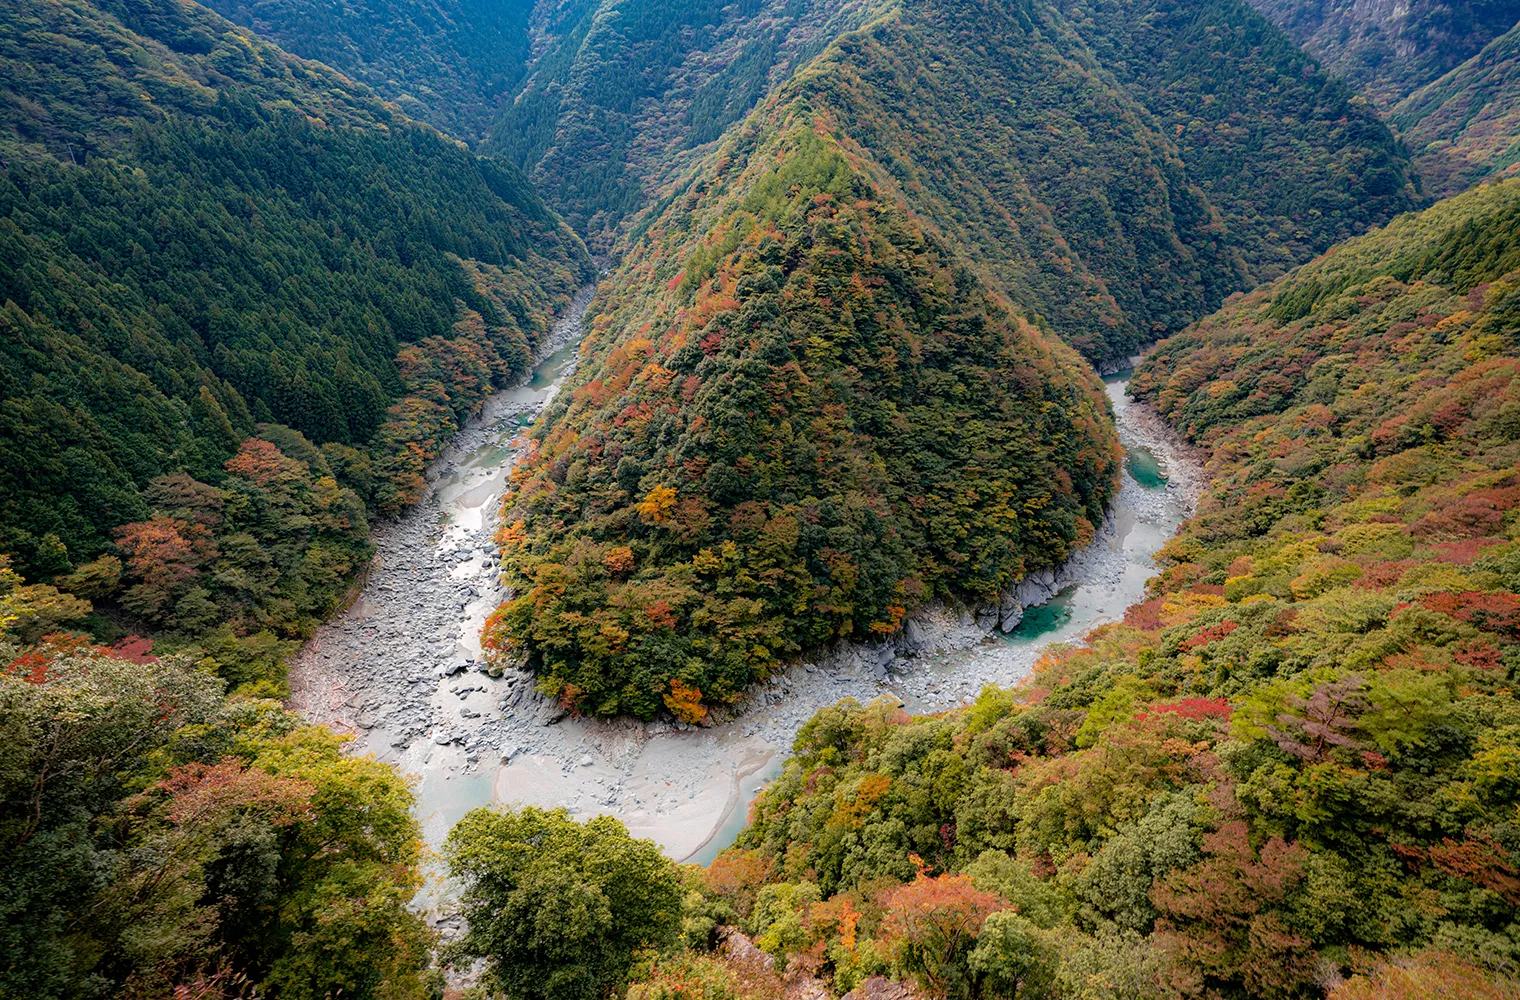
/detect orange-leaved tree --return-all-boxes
[878,864,1006,996]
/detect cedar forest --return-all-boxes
[3,0,1520,998]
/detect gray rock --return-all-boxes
[901,617,928,651]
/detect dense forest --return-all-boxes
[0,0,591,685]
[0,1,593,996]
[486,111,1122,719]
[201,0,536,143]
[1245,0,1520,106]
[481,0,1425,722]
[484,0,883,249]
[612,175,1520,1000]
[5,0,1520,997]
[492,0,1419,362]
[777,0,1418,361]
[1391,21,1520,197]
[0,629,436,998]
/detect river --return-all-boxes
[287,294,1203,906]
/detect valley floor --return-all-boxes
[285,312,1205,925]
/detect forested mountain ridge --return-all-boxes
[0,0,591,689]
[654,176,1520,1000]
[785,0,1419,359]
[202,0,536,144]
[1391,20,1520,197]
[1245,0,1520,107]
[774,0,1243,362]
[1042,0,1418,284]
[0,0,402,162]
[484,97,1124,719]
[480,0,1425,720]
[193,0,1420,354]
[493,0,1419,359]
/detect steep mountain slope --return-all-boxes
[802,0,1417,358]
[202,0,535,144]
[485,106,1123,719]
[486,0,885,249]
[1392,21,1520,196]
[1245,0,1520,106]
[1045,0,1418,282]
[496,0,1418,359]
[482,0,1422,718]
[774,0,1238,360]
[0,0,590,682]
[670,178,1520,1000]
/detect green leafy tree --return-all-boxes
[967,911,1058,999]
[0,0,591,664]
[445,806,683,1000]
[878,871,1006,998]
[0,637,432,999]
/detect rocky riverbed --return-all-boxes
[287,306,1206,917]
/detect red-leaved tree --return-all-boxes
[1152,821,1317,999]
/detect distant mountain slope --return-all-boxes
[494,0,1418,361]
[1392,21,1520,196]
[0,0,400,161]
[0,0,590,675]
[206,0,1417,356]
[780,0,1241,361]
[1047,0,1419,282]
[1245,0,1520,106]
[486,0,885,250]
[1134,177,1520,443]
[202,0,535,144]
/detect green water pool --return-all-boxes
[1005,587,1075,641]
[1125,445,1168,488]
